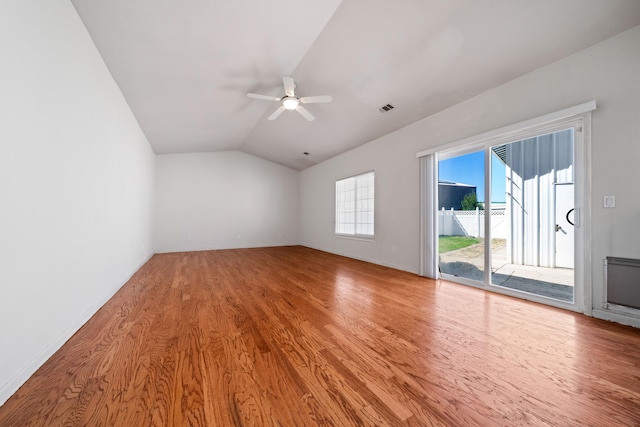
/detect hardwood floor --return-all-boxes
[1,246,639,426]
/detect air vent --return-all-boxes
[378,103,394,113]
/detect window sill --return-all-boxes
[335,234,376,242]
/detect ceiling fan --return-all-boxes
[247,76,332,121]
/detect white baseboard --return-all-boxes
[301,244,418,275]
[0,254,153,406]
[592,307,640,329]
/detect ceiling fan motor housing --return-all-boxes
[247,77,331,121]
[282,96,300,110]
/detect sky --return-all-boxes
[438,150,506,203]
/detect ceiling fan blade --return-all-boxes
[268,106,286,120]
[296,105,315,121]
[299,95,332,104]
[247,93,280,101]
[283,76,295,97]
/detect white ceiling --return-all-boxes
[71,0,640,170]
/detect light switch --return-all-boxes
[604,196,615,208]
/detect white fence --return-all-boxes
[438,207,506,239]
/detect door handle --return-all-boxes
[566,208,575,226]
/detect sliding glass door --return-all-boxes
[437,149,486,284]
[435,125,583,311]
[489,129,575,302]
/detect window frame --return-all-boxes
[335,171,375,239]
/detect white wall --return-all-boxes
[0,1,155,404]
[300,26,640,324]
[155,151,299,252]
[300,143,419,272]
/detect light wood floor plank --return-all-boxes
[1,246,640,426]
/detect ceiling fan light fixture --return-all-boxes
[282,96,299,110]
[247,77,331,122]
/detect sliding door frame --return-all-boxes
[417,102,594,314]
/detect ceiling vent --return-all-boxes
[378,103,394,113]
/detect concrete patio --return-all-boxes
[439,239,574,302]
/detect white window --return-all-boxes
[335,171,374,237]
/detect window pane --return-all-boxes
[438,150,485,282]
[490,129,574,302]
[336,171,375,236]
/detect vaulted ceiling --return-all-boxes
[71,0,640,170]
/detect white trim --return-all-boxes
[416,100,596,158]
[335,171,375,238]
[593,308,640,329]
[483,147,492,285]
[334,234,375,242]
[575,115,592,315]
[302,244,416,275]
[0,255,153,406]
[421,105,595,315]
